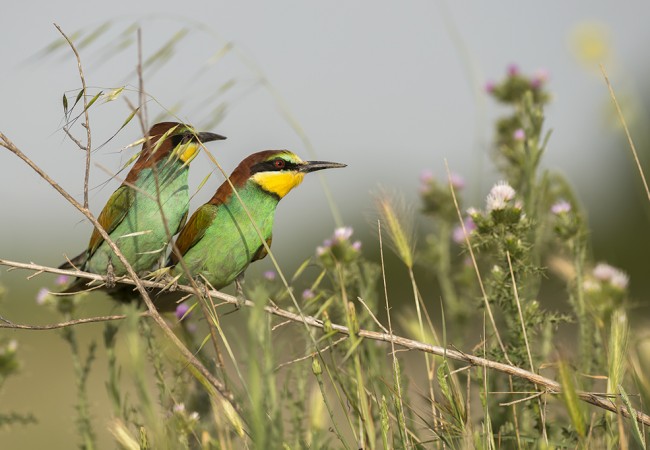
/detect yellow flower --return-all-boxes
[570,22,611,67]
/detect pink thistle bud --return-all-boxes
[175,302,191,320]
[513,128,525,141]
[507,64,520,77]
[36,288,49,305]
[551,200,571,215]
[449,172,465,190]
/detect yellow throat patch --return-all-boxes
[252,171,305,198]
[177,142,200,164]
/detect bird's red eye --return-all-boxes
[273,159,286,169]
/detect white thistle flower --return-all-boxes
[486,181,516,212]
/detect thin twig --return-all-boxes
[62,126,87,150]
[54,23,92,209]
[378,219,409,445]
[1,257,650,427]
[356,296,388,334]
[499,391,545,407]
[0,135,241,420]
[0,314,131,330]
[600,64,650,203]
[506,250,548,444]
[274,336,348,372]
[444,159,511,364]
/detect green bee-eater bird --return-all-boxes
[158,150,345,306]
[60,122,226,292]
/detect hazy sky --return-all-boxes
[3,2,650,448]
[1,0,649,266]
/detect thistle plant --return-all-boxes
[2,22,650,448]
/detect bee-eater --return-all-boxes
[60,122,226,292]
[162,150,345,305]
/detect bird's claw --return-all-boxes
[234,273,246,309]
[106,260,116,289]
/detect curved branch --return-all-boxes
[0,313,130,330]
[54,23,92,210]
[0,134,241,419]
[1,258,648,428]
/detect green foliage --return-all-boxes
[15,43,650,447]
[0,308,35,430]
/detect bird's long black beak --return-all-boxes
[300,160,347,173]
[196,132,227,143]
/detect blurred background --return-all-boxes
[1,1,650,447]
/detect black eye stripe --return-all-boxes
[251,158,297,174]
[170,133,194,147]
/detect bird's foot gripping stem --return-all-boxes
[234,273,247,309]
[105,259,116,289]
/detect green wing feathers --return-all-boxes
[87,185,134,257]
[169,204,217,265]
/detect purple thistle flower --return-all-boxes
[316,237,334,256]
[452,216,476,244]
[302,289,315,301]
[36,288,49,305]
[513,128,525,141]
[334,227,353,242]
[531,68,549,88]
[593,263,629,289]
[55,275,69,286]
[551,200,571,215]
[263,270,276,281]
[351,240,362,252]
[449,172,465,190]
[507,63,520,77]
[175,302,191,320]
[419,169,434,184]
[485,81,496,93]
[173,403,186,414]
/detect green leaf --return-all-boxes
[83,91,103,112]
[104,86,125,103]
[192,172,212,199]
[291,257,312,282]
[558,358,586,438]
[619,384,646,450]
[119,108,139,130]
[72,88,84,110]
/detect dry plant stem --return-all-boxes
[506,251,548,444]
[377,220,409,446]
[2,259,650,428]
[600,64,650,203]
[54,23,91,210]
[0,134,240,418]
[199,143,363,443]
[134,29,229,384]
[0,313,130,330]
[444,159,511,364]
